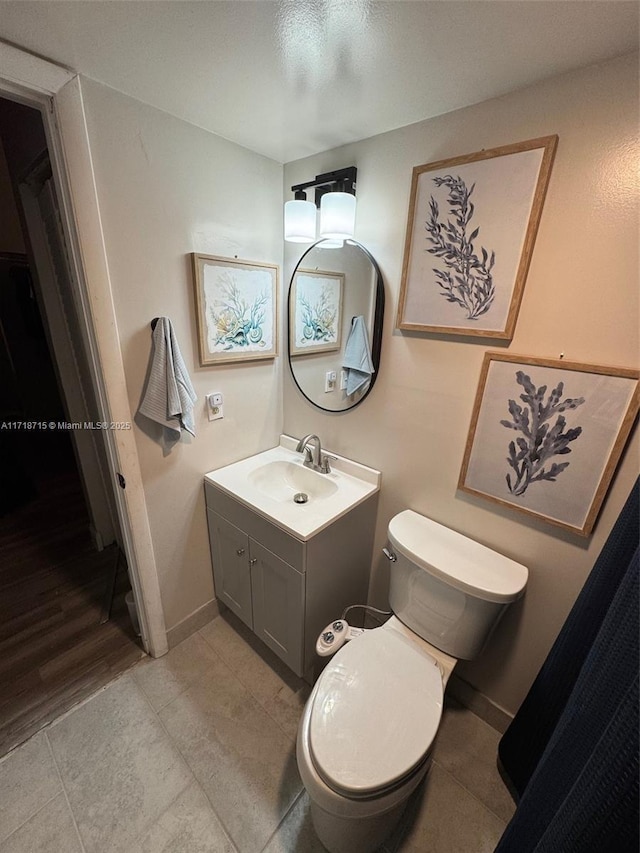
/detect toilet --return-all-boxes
[296,509,528,853]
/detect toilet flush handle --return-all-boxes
[382,547,397,562]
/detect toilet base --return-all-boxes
[310,796,408,853]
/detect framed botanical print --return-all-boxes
[289,268,344,356]
[459,352,639,536]
[191,254,278,365]
[396,136,558,340]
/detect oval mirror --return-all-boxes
[287,239,384,412]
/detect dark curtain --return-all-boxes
[496,478,639,853]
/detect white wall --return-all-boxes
[80,79,283,632]
[283,53,639,715]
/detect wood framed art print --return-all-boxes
[191,254,278,365]
[459,352,639,536]
[289,268,344,356]
[396,136,558,340]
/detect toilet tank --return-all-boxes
[387,511,528,660]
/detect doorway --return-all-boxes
[0,96,144,757]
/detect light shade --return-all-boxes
[284,199,316,243]
[320,191,356,240]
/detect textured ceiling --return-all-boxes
[0,1,638,162]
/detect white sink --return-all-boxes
[248,460,339,503]
[205,435,381,540]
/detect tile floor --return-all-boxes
[0,611,515,853]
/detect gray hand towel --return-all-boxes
[342,315,375,396]
[138,317,197,438]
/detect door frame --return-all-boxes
[0,41,168,657]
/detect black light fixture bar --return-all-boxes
[290,166,357,207]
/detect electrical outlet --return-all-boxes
[340,369,348,391]
[206,392,224,421]
[324,371,336,393]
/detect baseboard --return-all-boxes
[166,598,222,649]
[448,673,513,734]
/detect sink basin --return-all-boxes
[205,435,381,540]
[248,460,338,503]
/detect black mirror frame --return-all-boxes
[287,239,385,413]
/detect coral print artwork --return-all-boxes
[425,175,496,321]
[207,271,269,352]
[500,371,585,497]
[459,353,639,536]
[290,269,344,356]
[191,254,278,365]
[397,136,557,340]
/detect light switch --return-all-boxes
[324,371,336,393]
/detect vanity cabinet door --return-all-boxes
[250,540,305,676]
[207,510,253,629]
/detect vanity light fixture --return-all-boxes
[284,190,316,243]
[284,167,357,243]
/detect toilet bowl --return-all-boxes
[297,617,456,853]
[297,510,528,853]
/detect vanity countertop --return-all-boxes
[204,435,381,541]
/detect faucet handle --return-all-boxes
[320,453,337,474]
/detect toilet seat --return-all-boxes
[308,627,443,798]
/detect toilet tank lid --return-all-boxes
[388,511,528,603]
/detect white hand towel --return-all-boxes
[138,317,197,439]
[342,315,375,396]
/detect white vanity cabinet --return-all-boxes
[204,480,378,679]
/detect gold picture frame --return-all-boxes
[396,136,558,340]
[459,352,639,536]
[191,253,279,366]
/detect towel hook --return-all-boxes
[151,317,160,331]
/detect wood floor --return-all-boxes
[0,442,144,757]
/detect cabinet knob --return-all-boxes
[236,548,245,556]
[249,558,257,567]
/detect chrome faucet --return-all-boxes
[296,434,336,474]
